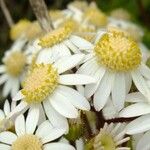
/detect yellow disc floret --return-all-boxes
[39,19,75,48]
[26,21,42,40]
[4,51,26,77]
[10,19,31,40]
[94,28,141,71]
[12,134,42,150]
[84,7,108,27]
[21,64,58,104]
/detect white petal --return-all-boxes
[12,91,25,101]
[0,144,11,150]
[76,138,84,150]
[131,70,150,100]
[64,40,79,53]
[4,100,10,116]
[139,63,150,80]
[44,143,75,150]
[126,114,150,134]
[38,104,46,125]
[42,128,66,144]
[85,67,106,98]
[94,71,115,111]
[10,79,20,98]
[59,74,95,85]
[0,65,6,73]
[36,48,53,64]
[0,131,17,144]
[43,100,69,132]
[11,37,27,50]
[136,131,150,150]
[112,73,126,111]
[77,58,98,76]
[11,101,17,111]
[2,79,12,97]
[125,73,132,94]
[52,44,71,60]
[0,109,5,119]
[125,92,147,103]
[58,85,90,111]
[15,114,25,136]
[50,91,78,118]
[7,101,28,119]
[54,54,84,74]
[36,120,53,139]
[119,103,150,118]
[76,85,84,95]
[70,35,93,49]
[0,74,8,85]
[26,105,39,134]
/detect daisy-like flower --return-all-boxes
[0,100,16,132]
[30,19,93,64]
[119,92,150,134]
[77,27,150,111]
[0,38,28,97]
[0,112,75,150]
[10,54,95,132]
[85,123,130,150]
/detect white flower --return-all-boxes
[0,100,16,132]
[85,123,130,150]
[119,92,150,134]
[0,38,28,97]
[136,130,150,150]
[77,28,150,111]
[9,54,95,133]
[27,20,93,65]
[0,112,75,150]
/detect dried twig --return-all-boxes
[0,0,14,27]
[29,0,54,32]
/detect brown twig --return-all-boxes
[0,0,14,27]
[29,0,54,32]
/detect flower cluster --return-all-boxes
[0,1,150,150]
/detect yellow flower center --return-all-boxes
[12,134,42,150]
[26,21,42,40]
[10,19,31,40]
[4,51,26,77]
[94,28,141,71]
[94,131,116,150]
[84,8,108,27]
[39,20,75,48]
[21,64,58,104]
